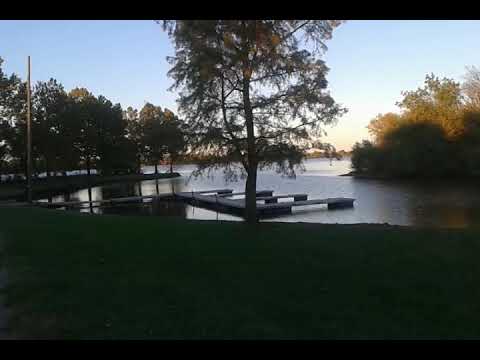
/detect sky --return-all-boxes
[1,20,480,151]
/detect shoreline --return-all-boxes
[339,171,480,181]
[339,171,389,179]
[0,172,181,201]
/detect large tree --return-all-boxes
[367,112,404,146]
[124,106,146,173]
[162,108,187,173]
[0,120,9,175]
[0,61,29,175]
[68,88,130,176]
[162,20,346,223]
[0,57,11,175]
[397,74,464,139]
[463,66,480,110]
[32,78,69,177]
[68,88,100,176]
[140,103,166,174]
[94,95,126,175]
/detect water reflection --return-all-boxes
[39,158,480,228]
[101,182,139,199]
[151,198,187,217]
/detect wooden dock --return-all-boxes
[32,189,233,210]
[33,193,174,209]
[217,190,273,198]
[33,188,355,218]
[175,189,355,217]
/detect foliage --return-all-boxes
[367,113,404,145]
[0,57,185,179]
[68,88,101,174]
[32,79,70,175]
[139,103,166,174]
[382,123,452,177]
[94,96,129,175]
[463,66,480,110]
[353,72,480,178]
[458,110,480,176]
[161,109,187,173]
[397,74,464,139]
[351,140,383,174]
[124,107,145,173]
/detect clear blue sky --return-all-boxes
[1,20,480,150]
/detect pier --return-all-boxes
[33,188,355,218]
[33,193,174,209]
[174,189,355,217]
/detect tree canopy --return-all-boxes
[352,70,480,178]
[0,56,186,180]
[463,66,480,110]
[397,74,464,139]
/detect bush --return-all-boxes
[352,123,455,178]
[351,140,384,175]
[382,123,452,177]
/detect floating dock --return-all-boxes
[33,193,173,209]
[33,188,355,218]
[174,189,355,217]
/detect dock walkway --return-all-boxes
[175,190,355,217]
[33,193,174,209]
[32,188,355,218]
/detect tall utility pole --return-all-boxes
[26,56,32,203]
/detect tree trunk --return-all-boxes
[45,156,51,178]
[245,164,257,223]
[88,185,93,214]
[154,163,158,175]
[86,155,93,213]
[170,159,173,174]
[242,71,257,224]
[137,155,142,174]
[86,156,91,177]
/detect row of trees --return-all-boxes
[351,68,480,178]
[3,20,346,223]
[0,56,186,179]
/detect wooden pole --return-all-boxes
[26,56,32,203]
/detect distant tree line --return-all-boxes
[305,146,350,160]
[351,68,480,178]
[0,56,186,180]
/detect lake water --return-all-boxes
[42,158,480,228]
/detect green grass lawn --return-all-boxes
[2,206,480,339]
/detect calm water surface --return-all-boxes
[42,158,480,228]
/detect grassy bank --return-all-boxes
[2,206,480,339]
[0,172,181,201]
